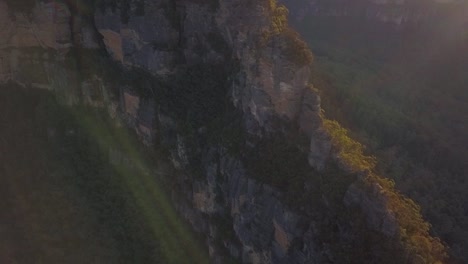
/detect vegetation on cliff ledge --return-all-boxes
[324,118,447,263]
[260,0,313,66]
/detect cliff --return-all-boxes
[0,0,448,263]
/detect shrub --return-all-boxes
[258,0,289,46]
[270,2,289,35]
[260,1,313,66]
[281,28,314,66]
[323,119,376,172]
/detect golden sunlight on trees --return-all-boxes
[259,0,288,44]
[324,119,376,172]
[323,118,447,263]
[260,1,313,66]
[270,1,289,35]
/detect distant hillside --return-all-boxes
[280,0,468,262]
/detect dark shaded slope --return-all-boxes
[0,85,120,263]
[0,84,207,264]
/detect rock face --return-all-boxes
[344,180,398,237]
[0,0,100,84]
[0,1,71,49]
[94,4,180,73]
[193,152,316,263]
[0,1,446,263]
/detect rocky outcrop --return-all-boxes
[94,4,180,73]
[0,1,71,49]
[344,179,398,237]
[218,1,312,130]
[198,151,317,263]
[0,0,100,85]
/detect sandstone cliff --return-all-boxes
[0,0,447,263]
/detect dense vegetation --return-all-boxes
[290,7,468,263]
